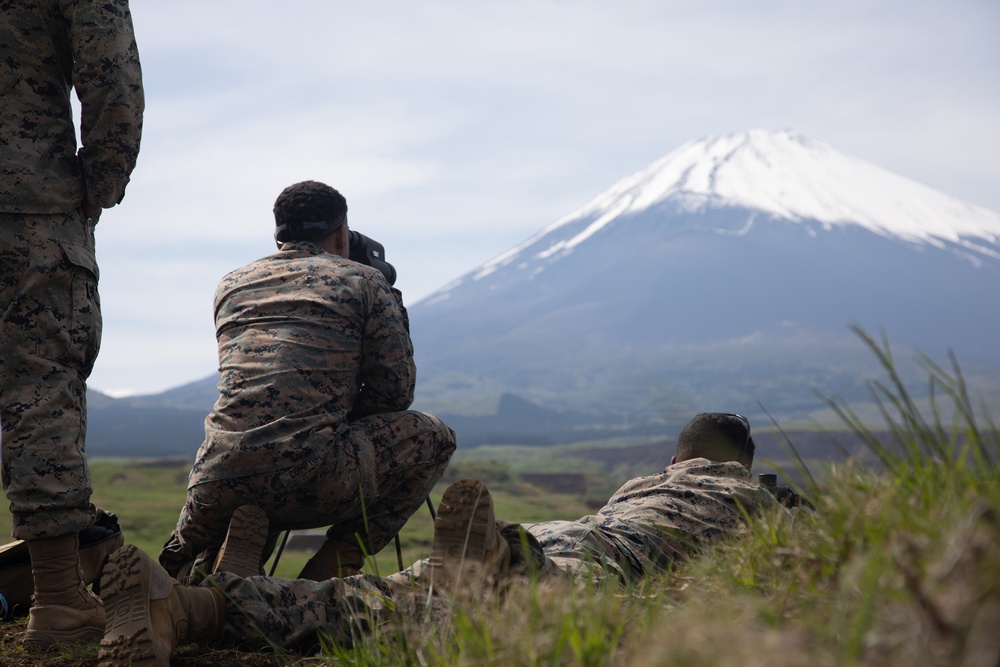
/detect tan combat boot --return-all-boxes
[99,544,225,667]
[422,479,511,594]
[23,533,105,648]
[211,504,269,578]
[0,509,123,619]
[297,537,365,580]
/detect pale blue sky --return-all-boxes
[88,0,1000,396]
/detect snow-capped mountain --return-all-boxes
[408,130,1000,423]
[433,129,1000,300]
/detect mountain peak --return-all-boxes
[565,129,1000,245]
[425,129,1000,304]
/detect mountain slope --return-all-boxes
[408,130,1000,422]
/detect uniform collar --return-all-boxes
[277,240,326,257]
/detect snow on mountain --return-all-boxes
[435,129,1000,299]
[570,129,1000,242]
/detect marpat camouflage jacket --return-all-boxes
[0,0,143,213]
[531,458,780,579]
[597,458,778,566]
[189,241,416,485]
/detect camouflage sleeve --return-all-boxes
[349,276,416,419]
[391,287,411,334]
[68,0,144,208]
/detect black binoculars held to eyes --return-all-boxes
[348,230,397,286]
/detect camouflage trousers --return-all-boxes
[205,523,636,650]
[203,522,639,650]
[208,571,447,651]
[159,411,456,577]
[0,213,100,540]
[527,519,647,584]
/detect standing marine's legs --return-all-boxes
[1,214,104,646]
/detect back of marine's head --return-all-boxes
[675,413,755,469]
[273,180,348,244]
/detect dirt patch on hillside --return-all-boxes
[128,459,192,469]
[574,441,671,470]
[521,473,589,494]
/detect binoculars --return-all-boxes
[349,230,397,286]
[758,473,814,509]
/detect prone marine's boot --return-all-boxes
[99,544,225,667]
[422,479,511,593]
[297,537,365,580]
[211,504,269,578]
[22,533,105,648]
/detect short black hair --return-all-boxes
[675,413,755,466]
[273,180,348,243]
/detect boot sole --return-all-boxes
[425,479,497,588]
[212,504,269,578]
[98,544,165,667]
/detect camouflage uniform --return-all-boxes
[198,459,774,647]
[159,242,456,576]
[527,458,779,583]
[0,0,143,540]
[208,571,447,651]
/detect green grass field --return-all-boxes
[0,458,601,581]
